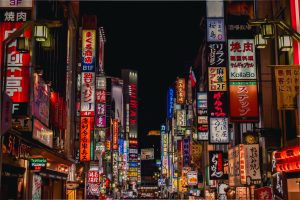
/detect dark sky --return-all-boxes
[80,1,205,153]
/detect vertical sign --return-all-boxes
[129,82,138,138]
[229,81,259,121]
[197,92,208,140]
[32,174,42,200]
[176,110,186,127]
[176,78,186,104]
[80,117,92,161]
[209,151,224,180]
[167,87,174,119]
[207,43,226,67]
[81,72,95,116]
[208,91,228,117]
[95,76,106,128]
[272,172,288,200]
[208,67,227,91]
[207,18,225,42]
[82,30,96,72]
[290,0,300,64]
[112,119,118,150]
[274,66,299,110]
[244,144,261,184]
[33,73,50,126]
[209,118,229,144]
[0,22,31,109]
[161,125,168,175]
[182,138,190,167]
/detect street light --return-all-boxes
[261,23,275,39]
[16,37,30,52]
[248,18,300,50]
[34,24,48,42]
[278,35,292,51]
[254,33,267,49]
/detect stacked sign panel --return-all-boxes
[80,29,96,161]
[206,4,229,144]
[0,9,31,117]
[227,0,259,123]
[197,92,208,140]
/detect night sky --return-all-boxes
[80,1,205,157]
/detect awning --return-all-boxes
[39,169,68,180]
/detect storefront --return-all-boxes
[272,146,300,200]
[1,133,31,200]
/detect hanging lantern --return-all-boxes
[261,23,274,39]
[41,31,53,49]
[16,37,30,52]
[34,24,48,42]
[254,33,267,48]
[278,35,292,51]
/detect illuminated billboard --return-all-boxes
[82,30,96,72]
[176,78,186,104]
[80,72,95,116]
[228,39,256,80]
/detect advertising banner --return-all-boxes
[187,171,198,186]
[256,187,272,200]
[191,144,202,169]
[32,174,42,200]
[95,90,106,103]
[274,66,299,110]
[112,85,124,126]
[95,76,106,90]
[88,171,99,184]
[80,117,92,161]
[197,92,208,140]
[1,22,31,112]
[161,125,168,175]
[80,72,95,116]
[207,43,226,67]
[243,144,261,184]
[272,172,288,200]
[226,1,254,38]
[208,91,228,117]
[112,119,118,150]
[141,148,154,160]
[32,119,53,148]
[177,140,182,172]
[209,151,224,180]
[176,78,186,104]
[129,82,138,138]
[209,117,229,144]
[82,30,96,72]
[183,138,190,167]
[207,18,225,42]
[208,67,227,91]
[33,73,50,126]
[167,87,174,119]
[228,39,256,80]
[176,109,186,127]
[229,81,259,122]
[235,187,250,199]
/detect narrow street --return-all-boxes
[0,0,300,200]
